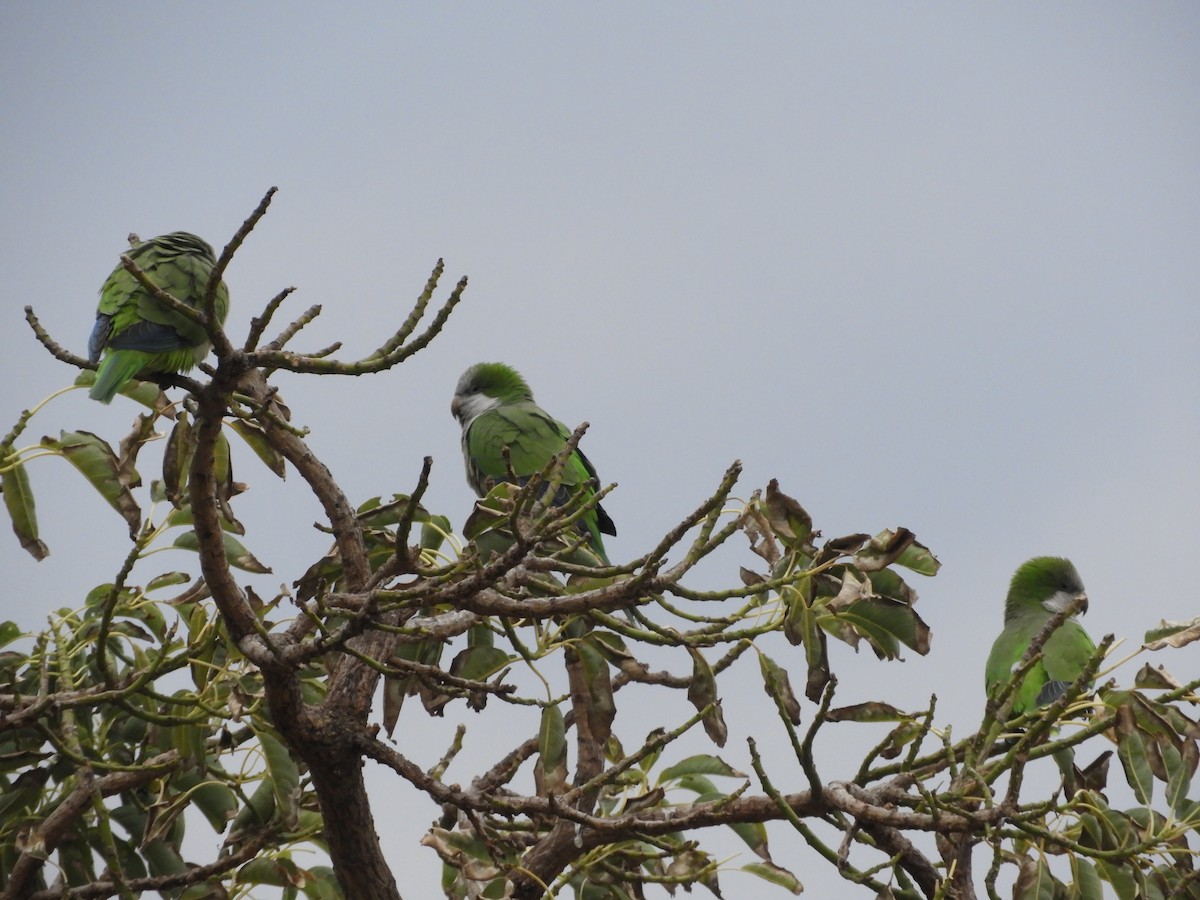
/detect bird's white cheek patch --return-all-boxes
[1042,589,1079,615]
[456,394,502,426]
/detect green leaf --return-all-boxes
[173,529,272,573]
[227,418,287,478]
[534,704,568,794]
[0,621,23,649]
[742,861,803,894]
[672,774,719,795]
[420,515,453,552]
[299,866,344,900]
[41,430,141,537]
[1161,739,1196,816]
[178,772,239,833]
[1068,855,1103,898]
[1115,705,1155,805]
[891,535,940,576]
[357,493,430,528]
[256,727,300,830]
[228,777,277,838]
[449,646,512,682]
[162,413,193,506]
[1095,859,1139,900]
[830,597,931,658]
[1,457,48,560]
[146,571,191,592]
[658,755,744,782]
[120,379,173,411]
[1014,855,1059,900]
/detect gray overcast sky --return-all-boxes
[1,3,1198,896]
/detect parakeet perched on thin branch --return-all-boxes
[88,231,230,403]
[985,556,1097,717]
[451,362,615,563]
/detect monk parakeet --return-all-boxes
[985,557,1096,717]
[88,231,230,403]
[452,362,615,563]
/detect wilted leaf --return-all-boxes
[1,458,48,559]
[826,702,908,723]
[1074,751,1112,795]
[666,849,720,897]
[817,532,869,564]
[739,567,765,587]
[577,637,616,748]
[687,647,727,747]
[116,413,157,488]
[1134,663,1183,690]
[612,787,660,817]
[759,653,802,725]
[854,528,917,572]
[739,503,780,568]
[763,480,813,550]
[1144,617,1200,651]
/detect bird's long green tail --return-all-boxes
[90,350,152,403]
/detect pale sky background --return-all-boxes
[1,4,1198,897]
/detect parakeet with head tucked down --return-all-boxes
[985,556,1097,717]
[451,362,615,563]
[88,231,230,404]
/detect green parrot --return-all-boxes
[451,362,616,563]
[88,231,230,403]
[985,556,1097,717]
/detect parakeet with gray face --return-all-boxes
[451,362,615,563]
[985,556,1097,717]
[88,231,230,403]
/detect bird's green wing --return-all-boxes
[104,240,221,349]
[985,617,1048,716]
[466,402,614,561]
[986,615,1095,716]
[90,233,229,403]
[467,403,584,483]
[1037,621,1096,705]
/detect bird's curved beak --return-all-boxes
[450,395,461,419]
[1075,592,1089,615]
